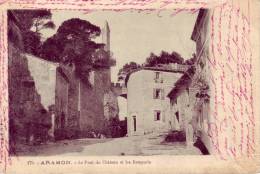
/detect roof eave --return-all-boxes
[191,9,207,41]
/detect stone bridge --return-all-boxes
[111,82,127,98]
[110,64,191,99]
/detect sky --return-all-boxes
[41,10,198,82]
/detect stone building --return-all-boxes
[8,10,118,142]
[167,66,196,146]
[188,5,255,157]
[189,9,211,152]
[168,9,211,150]
[55,22,118,138]
[8,11,58,144]
[125,66,189,136]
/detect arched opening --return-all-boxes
[117,96,127,121]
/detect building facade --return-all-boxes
[8,11,58,144]
[166,9,212,149]
[167,66,196,146]
[190,9,212,152]
[8,11,118,142]
[167,9,212,151]
[189,6,255,157]
[126,68,184,136]
[55,22,118,138]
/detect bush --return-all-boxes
[54,128,79,140]
[105,118,127,138]
[79,130,96,138]
[165,130,186,142]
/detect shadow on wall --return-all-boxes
[54,117,127,141]
[164,130,186,142]
[164,130,209,155]
[8,43,53,154]
[193,137,209,155]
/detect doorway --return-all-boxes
[175,111,179,122]
[61,112,65,129]
[133,116,136,132]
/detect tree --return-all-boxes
[10,10,54,31]
[8,10,55,55]
[22,31,41,55]
[56,18,100,41]
[145,52,158,67]
[117,62,141,81]
[184,53,196,65]
[40,18,115,84]
[93,49,116,68]
[39,36,61,62]
[144,51,184,67]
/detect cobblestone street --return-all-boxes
[15,133,201,156]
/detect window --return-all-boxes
[22,80,35,101]
[154,89,160,99]
[154,110,161,121]
[60,112,65,129]
[155,72,160,80]
[162,111,165,122]
[175,111,179,122]
[153,88,165,99]
[154,72,163,83]
[161,89,165,99]
[133,116,137,131]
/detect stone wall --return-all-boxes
[190,9,212,152]
[55,65,117,137]
[25,54,58,109]
[9,42,51,144]
[127,69,183,136]
[104,90,119,120]
[55,65,80,139]
[79,68,114,133]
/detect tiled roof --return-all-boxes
[167,66,196,99]
[124,65,185,86]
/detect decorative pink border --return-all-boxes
[0,0,256,172]
[0,8,9,172]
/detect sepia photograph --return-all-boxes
[8,9,213,156]
[0,0,260,174]
[1,0,260,173]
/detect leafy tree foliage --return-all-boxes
[117,62,141,81]
[93,49,116,68]
[183,53,196,65]
[8,10,55,55]
[22,31,41,55]
[39,18,115,84]
[144,51,184,67]
[117,51,196,82]
[56,18,101,40]
[10,10,54,31]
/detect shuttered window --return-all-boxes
[154,110,161,121]
[162,111,165,122]
[153,88,164,100]
[154,72,163,83]
[161,89,165,100]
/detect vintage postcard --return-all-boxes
[0,0,260,173]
